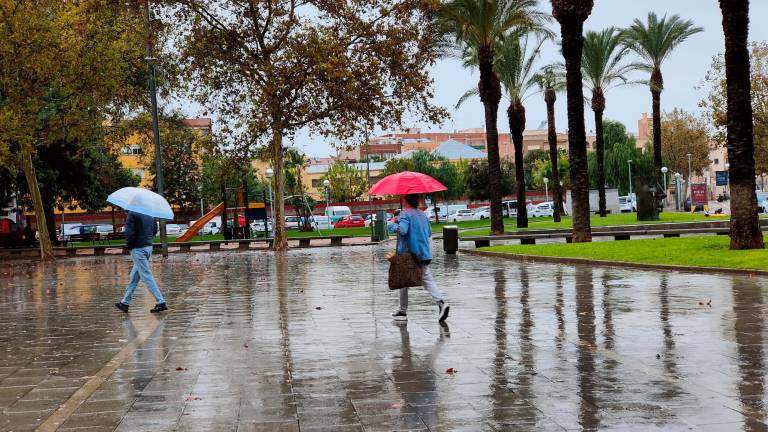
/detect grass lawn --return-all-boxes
[482,234,768,271]
[462,212,731,236]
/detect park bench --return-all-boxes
[460,226,742,248]
[68,232,101,244]
[104,232,125,242]
[296,235,351,248]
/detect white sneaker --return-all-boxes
[392,311,408,321]
[438,302,450,323]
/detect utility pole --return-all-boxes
[145,0,167,257]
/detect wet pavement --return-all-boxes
[1,243,768,431]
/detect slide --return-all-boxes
[177,202,224,242]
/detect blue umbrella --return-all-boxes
[107,187,174,220]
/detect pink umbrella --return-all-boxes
[368,171,447,196]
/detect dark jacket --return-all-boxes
[125,212,157,250]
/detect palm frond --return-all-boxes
[455,87,480,110]
[622,12,703,70]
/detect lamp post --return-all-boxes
[687,153,693,200]
[674,172,682,211]
[543,177,549,202]
[266,168,274,237]
[725,162,730,198]
[627,160,633,196]
[661,166,668,208]
[323,179,330,211]
[144,0,167,257]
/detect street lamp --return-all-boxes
[543,177,549,202]
[323,179,330,211]
[661,167,668,208]
[725,162,730,198]
[266,168,274,237]
[627,160,633,196]
[687,153,693,200]
[674,172,682,211]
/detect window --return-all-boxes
[714,158,719,165]
[121,145,143,155]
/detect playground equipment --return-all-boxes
[176,202,224,242]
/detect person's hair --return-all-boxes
[404,194,420,209]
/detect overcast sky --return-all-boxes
[180,1,768,158]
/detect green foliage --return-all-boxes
[581,27,636,96]
[523,149,550,187]
[381,150,464,202]
[530,152,569,190]
[464,158,516,201]
[589,141,655,195]
[200,153,266,208]
[484,234,768,271]
[322,160,368,202]
[602,120,636,152]
[0,140,139,212]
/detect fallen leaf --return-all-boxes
[185,396,202,401]
[656,354,661,359]
[315,306,322,310]
[446,367,456,374]
[175,367,187,371]
[243,344,249,348]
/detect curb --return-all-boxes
[462,249,768,277]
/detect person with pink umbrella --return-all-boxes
[369,172,451,323]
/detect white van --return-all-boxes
[324,206,351,223]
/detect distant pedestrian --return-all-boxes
[391,194,449,322]
[115,211,167,313]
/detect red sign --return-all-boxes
[691,184,708,204]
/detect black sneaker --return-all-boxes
[115,302,129,313]
[438,301,450,323]
[391,311,407,321]
[150,303,168,313]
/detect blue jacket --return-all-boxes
[396,208,432,262]
[124,212,157,250]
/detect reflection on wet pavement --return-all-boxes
[1,243,768,431]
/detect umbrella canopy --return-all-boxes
[368,171,447,196]
[107,187,174,220]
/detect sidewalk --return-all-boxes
[1,244,766,431]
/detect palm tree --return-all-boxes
[496,35,546,228]
[623,13,702,189]
[551,0,594,242]
[582,27,638,217]
[718,0,764,249]
[440,0,550,235]
[533,65,566,222]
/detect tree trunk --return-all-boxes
[21,150,54,260]
[478,46,504,235]
[271,127,288,251]
[719,0,764,249]
[508,100,528,228]
[592,90,607,217]
[546,90,564,223]
[554,5,593,242]
[650,68,664,187]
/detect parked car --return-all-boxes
[472,206,490,220]
[177,224,189,234]
[311,215,332,230]
[285,215,302,230]
[165,223,182,235]
[202,221,220,235]
[60,224,83,241]
[448,209,475,222]
[364,212,394,227]
[530,202,555,218]
[334,214,365,228]
[684,198,705,212]
[618,195,637,213]
[325,206,352,223]
[250,219,273,235]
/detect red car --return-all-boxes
[334,214,365,228]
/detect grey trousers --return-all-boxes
[399,265,444,312]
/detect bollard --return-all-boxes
[443,225,459,254]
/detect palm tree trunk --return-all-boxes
[508,100,528,228]
[719,0,764,249]
[479,46,504,235]
[271,127,288,251]
[650,68,664,187]
[546,90,563,222]
[554,4,593,242]
[21,149,54,260]
[592,90,607,217]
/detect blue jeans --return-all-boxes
[121,246,165,305]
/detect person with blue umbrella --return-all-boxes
[108,187,173,313]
